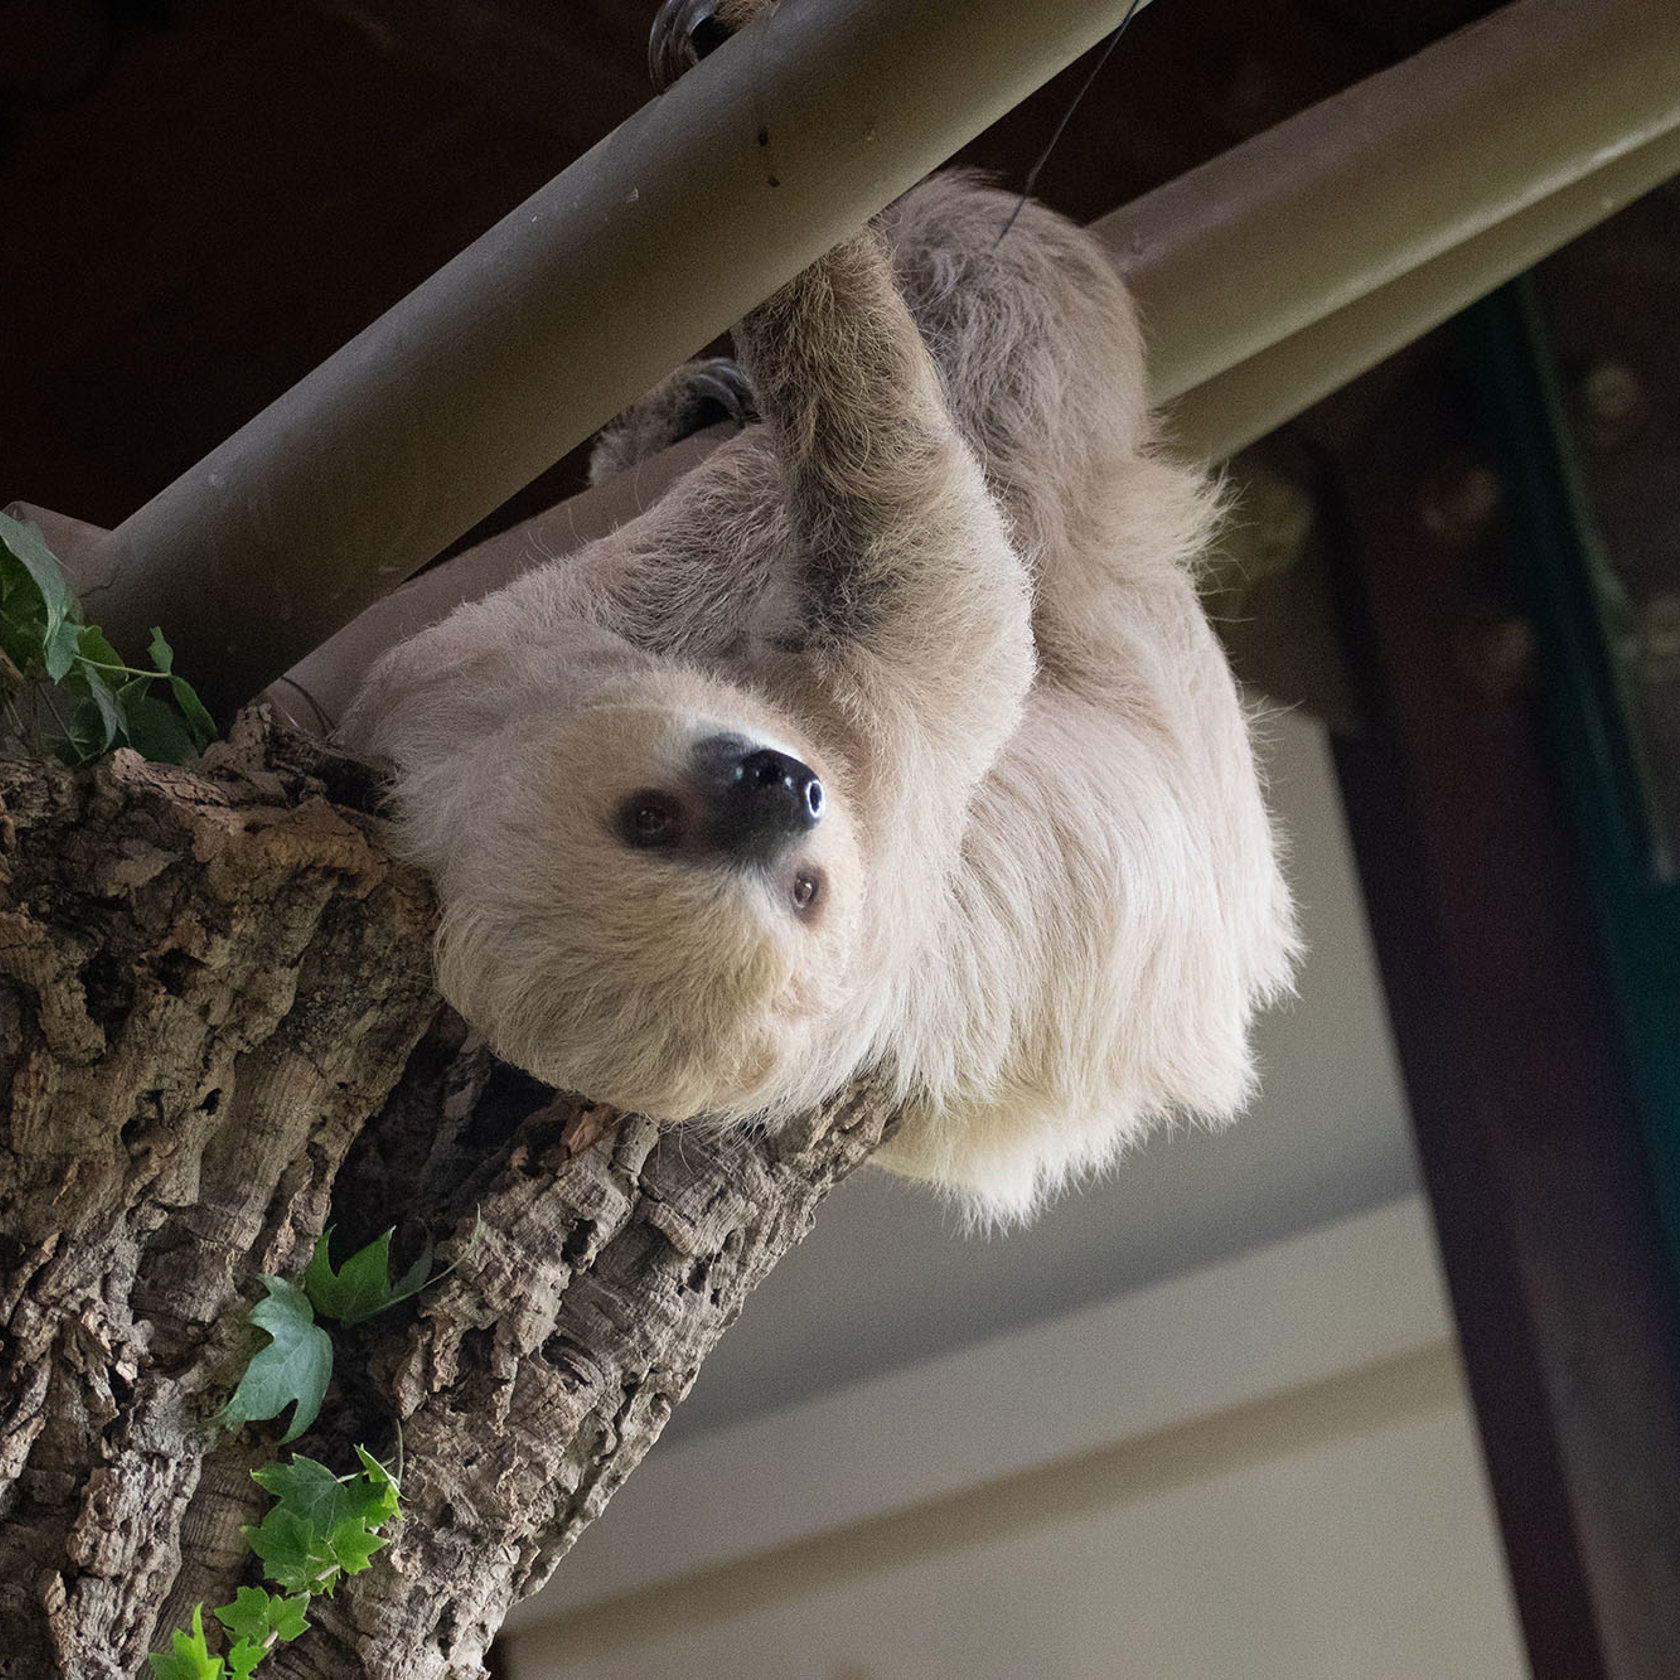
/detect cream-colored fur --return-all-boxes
[343,170,1299,1222]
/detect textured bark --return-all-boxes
[0,710,895,1678]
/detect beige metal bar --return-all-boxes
[267,431,724,731]
[39,0,1680,728]
[84,0,1141,717]
[261,0,1680,731]
[1098,0,1680,406]
[1166,121,1680,462]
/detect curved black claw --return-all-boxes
[684,358,758,432]
[649,0,734,94]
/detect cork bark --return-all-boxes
[0,710,893,1679]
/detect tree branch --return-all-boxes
[0,711,893,1678]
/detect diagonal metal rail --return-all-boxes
[55,0,1680,718]
[81,0,1143,718]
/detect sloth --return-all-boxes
[343,7,1298,1221]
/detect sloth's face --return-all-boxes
[427,687,866,1121]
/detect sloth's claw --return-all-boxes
[588,357,759,483]
[649,0,735,93]
[684,359,758,432]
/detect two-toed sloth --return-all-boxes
[344,13,1298,1221]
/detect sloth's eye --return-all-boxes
[791,872,819,912]
[621,793,682,849]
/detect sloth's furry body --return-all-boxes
[344,173,1298,1221]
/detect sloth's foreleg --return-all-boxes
[733,229,1035,790]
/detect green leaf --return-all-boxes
[226,1642,264,1680]
[0,549,48,675]
[74,622,125,674]
[212,1585,307,1650]
[171,672,218,749]
[304,1228,433,1325]
[211,1588,269,1648]
[352,1444,401,1519]
[120,686,199,764]
[148,1604,225,1680]
[56,698,106,766]
[392,1243,434,1303]
[330,1448,400,1576]
[43,615,84,682]
[242,1449,400,1597]
[242,1500,340,1597]
[0,513,78,642]
[266,1595,310,1643]
[251,1453,353,1533]
[211,1586,309,1650]
[327,1512,391,1578]
[219,1277,334,1444]
[0,518,213,767]
[66,660,122,755]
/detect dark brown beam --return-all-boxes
[1331,344,1680,1680]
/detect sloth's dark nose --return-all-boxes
[693,736,824,865]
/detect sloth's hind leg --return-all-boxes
[588,356,758,484]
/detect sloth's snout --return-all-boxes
[693,735,823,865]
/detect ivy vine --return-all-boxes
[148,1222,475,1679]
[0,511,215,764]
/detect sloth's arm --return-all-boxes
[734,231,1032,726]
[736,229,979,592]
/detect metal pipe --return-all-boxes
[269,432,724,732]
[1097,0,1680,405]
[74,0,1680,722]
[263,0,1680,729]
[88,0,1142,717]
[1164,122,1680,462]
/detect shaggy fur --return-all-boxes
[342,168,1299,1222]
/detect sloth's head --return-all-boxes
[405,671,868,1120]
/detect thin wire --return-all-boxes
[995,0,1146,248]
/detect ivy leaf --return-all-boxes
[265,1595,310,1643]
[0,518,214,765]
[328,1451,400,1578]
[353,1445,401,1520]
[66,660,122,756]
[212,1587,273,1648]
[0,545,48,675]
[347,1444,399,1538]
[212,1585,308,1650]
[244,1450,401,1596]
[148,626,217,752]
[120,685,199,764]
[0,513,78,650]
[43,615,84,683]
[304,1228,433,1325]
[226,1643,264,1680]
[74,622,125,677]
[148,1604,225,1680]
[171,672,218,750]
[251,1454,353,1534]
[242,1498,341,1597]
[219,1277,334,1444]
[58,626,129,761]
[327,1512,391,1578]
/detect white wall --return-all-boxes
[503,1202,1526,1680]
